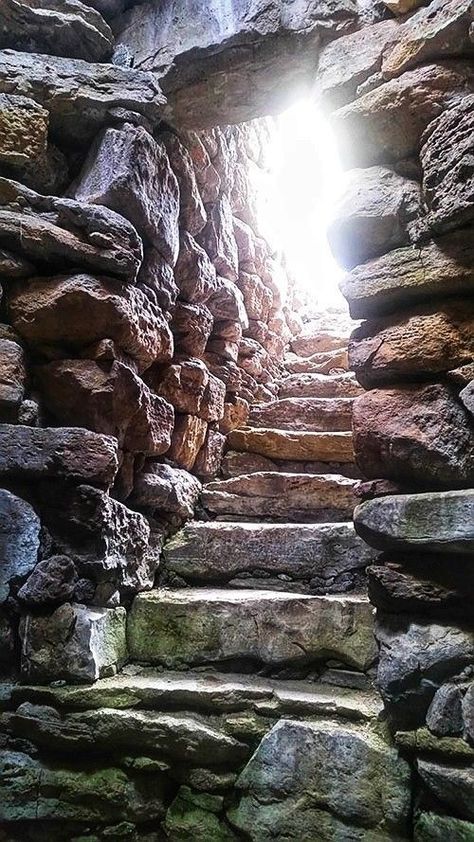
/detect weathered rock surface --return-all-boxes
[127,588,377,672]
[174,232,217,303]
[168,414,208,471]
[13,670,382,722]
[0,749,166,823]
[20,603,127,683]
[75,125,180,266]
[328,166,423,270]
[9,273,171,372]
[117,0,357,126]
[11,703,247,766]
[279,371,363,399]
[0,424,118,486]
[0,178,143,282]
[341,228,474,319]
[38,484,153,595]
[199,197,239,281]
[221,450,361,479]
[349,301,474,387]
[17,556,77,608]
[333,62,474,168]
[172,302,213,357]
[0,0,114,62]
[131,462,201,518]
[414,811,474,842]
[376,615,474,727]
[0,50,165,141]
[0,490,39,603]
[352,384,474,487]
[0,93,48,167]
[201,472,358,520]
[368,559,474,620]
[36,360,174,456]
[164,521,375,593]
[194,427,226,478]
[249,397,353,432]
[354,490,474,555]
[421,95,474,234]
[417,759,474,822]
[284,347,348,375]
[230,719,411,839]
[228,427,354,463]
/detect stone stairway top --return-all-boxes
[227,427,355,462]
[200,471,358,520]
[248,396,353,432]
[127,587,377,672]
[163,519,376,593]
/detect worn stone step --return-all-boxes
[221,450,362,480]
[227,427,355,462]
[284,347,348,374]
[248,397,353,432]
[127,588,377,672]
[200,472,358,521]
[164,521,377,593]
[278,371,363,399]
[12,669,383,724]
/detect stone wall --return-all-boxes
[314,0,474,836]
[0,3,298,685]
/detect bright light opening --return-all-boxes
[256,98,347,312]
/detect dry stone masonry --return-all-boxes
[0,0,473,840]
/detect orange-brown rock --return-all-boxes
[168,414,208,470]
[238,271,273,321]
[36,360,174,456]
[284,348,348,375]
[198,196,238,281]
[171,302,213,357]
[9,273,172,372]
[174,232,217,304]
[349,301,474,387]
[202,472,358,520]
[353,384,474,487]
[194,428,226,479]
[150,358,209,416]
[162,132,207,236]
[220,397,249,435]
[291,328,349,358]
[228,427,355,463]
[249,397,353,432]
[198,374,226,423]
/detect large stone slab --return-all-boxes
[117,0,357,127]
[354,489,474,555]
[376,615,474,728]
[341,228,474,319]
[414,811,474,842]
[0,490,39,604]
[0,329,25,420]
[328,166,423,270]
[349,300,474,387]
[229,719,411,840]
[201,472,358,520]
[0,49,165,141]
[164,521,376,593]
[75,125,180,266]
[0,0,114,62]
[352,384,474,487]
[249,397,353,432]
[0,749,166,823]
[0,178,143,282]
[11,703,248,767]
[227,427,354,462]
[0,424,118,486]
[20,603,127,684]
[333,61,474,168]
[417,760,474,822]
[9,273,171,372]
[12,670,382,722]
[127,588,377,672]
[278,371,363,399]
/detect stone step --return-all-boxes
[248,396,353,432]
[227,427,355,462]
[200,472,358,521]
[284,347,348,375]
[279,371,363,399]
[221,450,362,480]
[127,588,377,672]
[12,669,383,724]
[291,329,350,358]
[163,521,377,593]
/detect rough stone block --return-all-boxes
[0,93,48,167]
[131,462,201,519]
[20,603,127,684]
[0,490,39,604]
